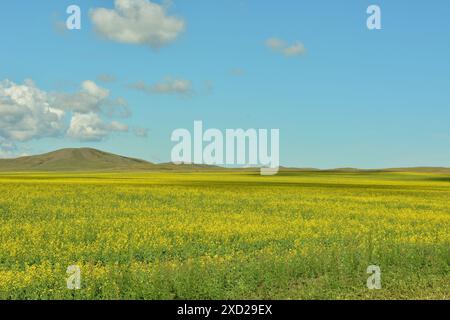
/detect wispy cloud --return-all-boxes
[230,68,246,76]
[97,74,117,83]
[265,37,306,57]
[133,127,149,138]
[130,77,193,96]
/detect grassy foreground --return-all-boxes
[0,171,448,300]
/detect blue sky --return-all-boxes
[0,0,449,168]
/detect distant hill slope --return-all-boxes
[383,167,450,174]
[0,148,156,172]
[312,167,450,174]
[0,148,449,173]
[0,148,226,172]
[276,167,450,174]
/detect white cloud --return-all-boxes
[53,80,131,118]
[130,77,193,95]
[67,112,128,142]
[0,79,65,142]
[265,38,306,57]
[83,80,109,99]
[109,120,129,132]
[90,0,185,49]
[53,80,110,114]
[102,97,132,118]
[0,79,131,145]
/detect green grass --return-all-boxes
[0,171,448,299]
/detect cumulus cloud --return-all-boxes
[53,80,110,114]
[103,98,132,119]
[0,79,65,142]
[130,77,193,96]
[67,112,128,142]
[90,0,185,49]
[53,80,131,118]
[265,38,306,57]
[0,79,131,145]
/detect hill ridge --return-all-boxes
[0,148,449,173]
[0,148,226,172]
[0,148,154,172]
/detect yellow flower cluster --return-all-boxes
[0,171,448,299]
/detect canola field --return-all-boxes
[0,171,448,300]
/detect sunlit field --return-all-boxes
[0,172,448,300]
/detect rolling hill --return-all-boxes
[0,148,157,172]
[0,148,449,173]
[0,148,227,172]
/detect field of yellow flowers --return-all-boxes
[0,171,448,299]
